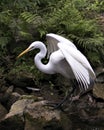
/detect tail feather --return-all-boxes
[90,78,95,88]
[79,78,95,93]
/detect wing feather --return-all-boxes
[58,42,94,91]
[46,33,95,91]
[46,33,77,58]
[58,42,95,79]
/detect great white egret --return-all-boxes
[17,33,96,106]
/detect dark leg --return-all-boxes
[53,85,76,109]
[70,89,94,102]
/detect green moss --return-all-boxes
[20,95,39,102]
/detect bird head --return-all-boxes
[17,42,37,58]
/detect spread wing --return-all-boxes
[58,42,95,91]
[46,33,77,58]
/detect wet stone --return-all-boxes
[93,83,104,100]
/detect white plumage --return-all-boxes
[17,33,96,92]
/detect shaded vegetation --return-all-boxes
[0,2,104,129]
[0,0,104,83]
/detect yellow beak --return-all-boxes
[17,47,30,58]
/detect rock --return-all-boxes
[24,101,61,130]
[0,114,24,130]
[93,83,104,99]
[7,92,21,109]
[0,98,31,130]
[24,99,71,130]
[0,103,8,121]
[6,98,33,118]
[6,71,35,88]
[0,96,71,130]
[3,85,14,101]
[0,86,14,105]
[0,68,6,89]
[14,87,27,95]
[95,67,104,83]
[96,72,104,83]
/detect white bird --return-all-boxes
[17,33,96,104]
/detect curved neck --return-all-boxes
[34,42,54,74]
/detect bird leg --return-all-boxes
[51,88,88,109]
[69,90,94,103]
[69,94,80,102]
[51,86,76,109]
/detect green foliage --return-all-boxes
[14,58,45,85]
[40,0,104,65]
[0,0,104,66]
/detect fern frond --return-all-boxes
[18,31,33,40]
[0,10,12,24]
[68,34,104,49]
[0,37,9,49]
[20,12,43,26]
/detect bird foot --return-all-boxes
[46,101,64,110]
[87,94,93,103]
[46,95,80,110]
[69,95,80,102]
